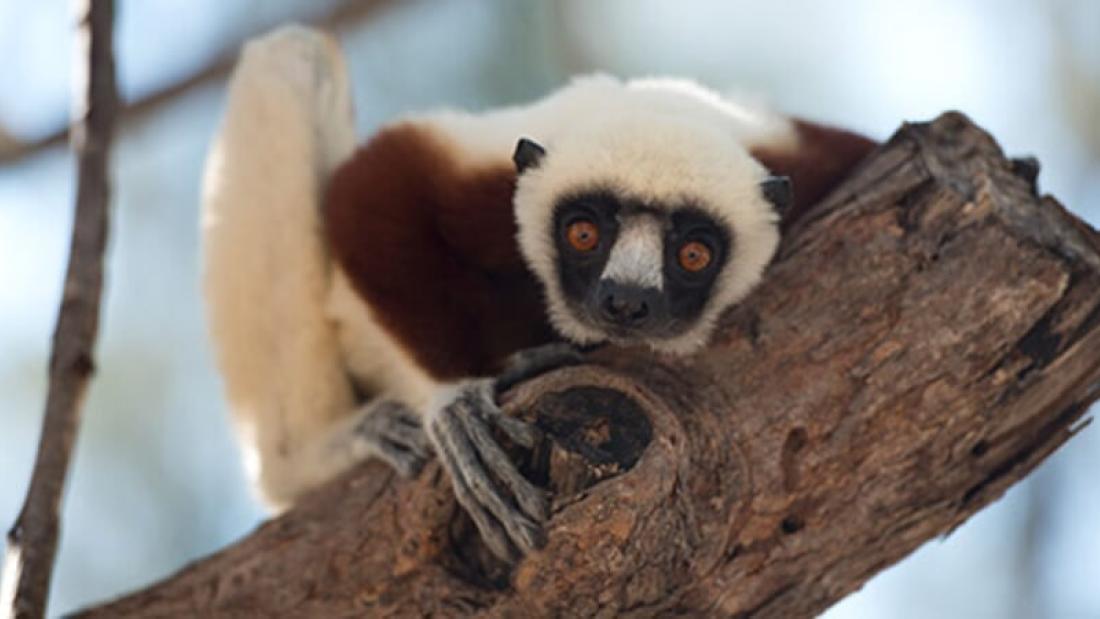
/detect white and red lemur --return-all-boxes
[201,27,876,562]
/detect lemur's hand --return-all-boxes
[494,342,585,395]
[427,379,549,562]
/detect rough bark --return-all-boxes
[78,113,1100,618]
[1,2,118,618]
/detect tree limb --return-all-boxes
[0,1,118,618]
[76,113,1100,618]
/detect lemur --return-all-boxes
[201,26,876,562]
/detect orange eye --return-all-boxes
[566,220,600,252]
[678,241,712,272]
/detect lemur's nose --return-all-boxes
[598,281,659,327]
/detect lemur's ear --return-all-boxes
[513,137,546,174]
[760,175,793,217]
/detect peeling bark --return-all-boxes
[77,113,1100,618]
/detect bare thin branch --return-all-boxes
[0,0,118,617]
[0,0,399,166]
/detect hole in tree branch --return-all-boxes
[971,440,989,458]
[532,387,652,471]
[780,516,804,535]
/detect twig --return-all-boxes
[0,1,118,617]
[0,0,400,166]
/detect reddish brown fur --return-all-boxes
[324,124,557,381]
[751,119,878,229]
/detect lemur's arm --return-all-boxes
[325,123,567,561]
[201,27,428,509]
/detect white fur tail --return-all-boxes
[200,25,359,508]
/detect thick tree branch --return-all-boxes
[0,1,118,618]
[0,0,399,166]
[78,113,1100,617]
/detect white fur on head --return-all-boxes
[513,77,784,355]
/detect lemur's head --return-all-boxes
[512,113,789,355]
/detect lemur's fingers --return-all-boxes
[428,382,548,560]
[450,414,544,554]
[355,400,430,477]
[438,441,518,562]
[495,342,584,394]
[374,442,426,479]
[470,379,542,449]
[455,385,550,523]
[383,410,433,457]
[431,409,527,560]
[487,410,542,450]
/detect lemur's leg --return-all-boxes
[202,26,428,508]
[252,398,431,507]
[427,380,550,562]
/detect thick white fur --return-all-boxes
[204,29,797,509]
[415,74,796,354]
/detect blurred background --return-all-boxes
[1,0,1098,616]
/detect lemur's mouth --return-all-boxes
[600,321,685,341]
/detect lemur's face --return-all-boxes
[512,132,787,355]
[552,189,730,342]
